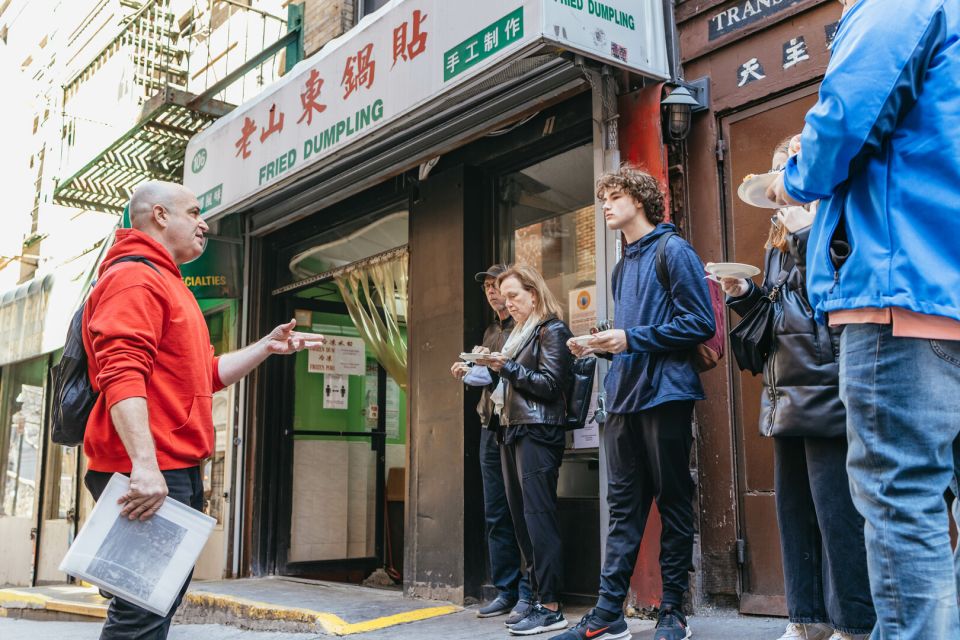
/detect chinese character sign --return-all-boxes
[308,337,367,376]
[185,0,668,218]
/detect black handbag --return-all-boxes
[729,257,793,375]
[564,356,597,430]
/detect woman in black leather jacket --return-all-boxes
[722,138,875,640]
[478,264,573,636]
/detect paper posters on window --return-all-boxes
[365,362,379,430]
[323,374,349,410]
[308,336,366,375]
[386,377,400,439]
[572,375,600,449]
[568,285,597,336]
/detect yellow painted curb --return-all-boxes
[184,591,460,635]
[45,598,108,619]
[0,589,50,608]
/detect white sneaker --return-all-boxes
[777,623,833,640]
[828,633,870,640]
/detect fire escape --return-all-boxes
[53,0,303,214]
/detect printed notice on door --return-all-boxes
[308,336,367,376]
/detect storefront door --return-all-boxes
[497,141,602,600]
[719,86,820,615]
[261,208,409,583]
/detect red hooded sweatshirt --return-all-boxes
[82,229,224,472]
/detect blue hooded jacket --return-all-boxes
[605,223,715,413]
[784,0,960,323]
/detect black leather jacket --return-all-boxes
[728,228,845,438]
[498,316,574,428]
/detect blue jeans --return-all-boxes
[840,324,960,640]
[774,436,875,634]
[480,426,530,601]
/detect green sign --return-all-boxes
[198,184,223,213]
[180,237,241,299]
[191,148,208,174]
[443,7,524,81]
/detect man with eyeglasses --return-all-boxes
[767,0,960,637]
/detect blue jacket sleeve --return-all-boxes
[625,241,716,354]
[783,1,945,203]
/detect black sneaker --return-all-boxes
[654,605,691,640]
[505,599,534,627]
[508,603,568,635]
[477,593,517,618]
[551,609,631,640]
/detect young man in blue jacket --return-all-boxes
[768,1,960,637]
[561,167,715,640]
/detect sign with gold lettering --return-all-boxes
[180,238,241,299]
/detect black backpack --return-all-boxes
[50,256,158,446]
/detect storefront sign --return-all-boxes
[708,0,803,41]
[185,0,667,218]
[308,336,367,375]
[180,238,241,299]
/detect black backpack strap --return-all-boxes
[611,259,624,302]
[110,255,159,273]
[655,231,679,296]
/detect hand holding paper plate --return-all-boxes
[704,262,761,284]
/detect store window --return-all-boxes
[499,143,597,338]
[0,357,48,518]
[203,302,237,525]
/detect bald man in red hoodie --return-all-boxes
[82,181,324,638]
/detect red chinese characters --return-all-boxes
[341,43,375,99]
[297,69,328,126]
[259,103,285,143]
[235,117,257,159]
[392,9,428,68]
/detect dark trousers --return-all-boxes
[774,436,875,635]
[85,467,204,640]
[480,426,531,600]
[598,401,695,614]
[501,431,564,603]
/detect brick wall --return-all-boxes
[302,0,356,58]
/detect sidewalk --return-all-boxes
[0,577,788,638]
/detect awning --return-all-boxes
[52,89,231,215]
[0,243,104,367]
[184,0,668,231]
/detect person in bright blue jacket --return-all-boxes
[767,1,960,638]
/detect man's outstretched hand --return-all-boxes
[264,319,326,355]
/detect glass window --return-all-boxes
[499,143,596,334]
[202,302,237,525]
[0,357,48,518]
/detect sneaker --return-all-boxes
[505,599,535,627]
[827,633,870,640]
[653,605,692,640]
[508,603,568,635]
[477,593,517,618]
[550,609,631,640]
[777,623,832,640]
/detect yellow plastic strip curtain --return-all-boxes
[334,251,408,389]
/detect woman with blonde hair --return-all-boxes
[477,264,574,636]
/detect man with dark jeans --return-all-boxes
[451,264,530,619]
[81,181,324,639]
[565,167,714,640]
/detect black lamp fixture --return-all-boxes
[660,85,701,142]
[661,78,710,142]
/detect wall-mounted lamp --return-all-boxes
[660,77,710,142]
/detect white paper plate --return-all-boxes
[569,335,594,347]
[459,352,487,362]
[737,172,781,209]
[705,262,761,283]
